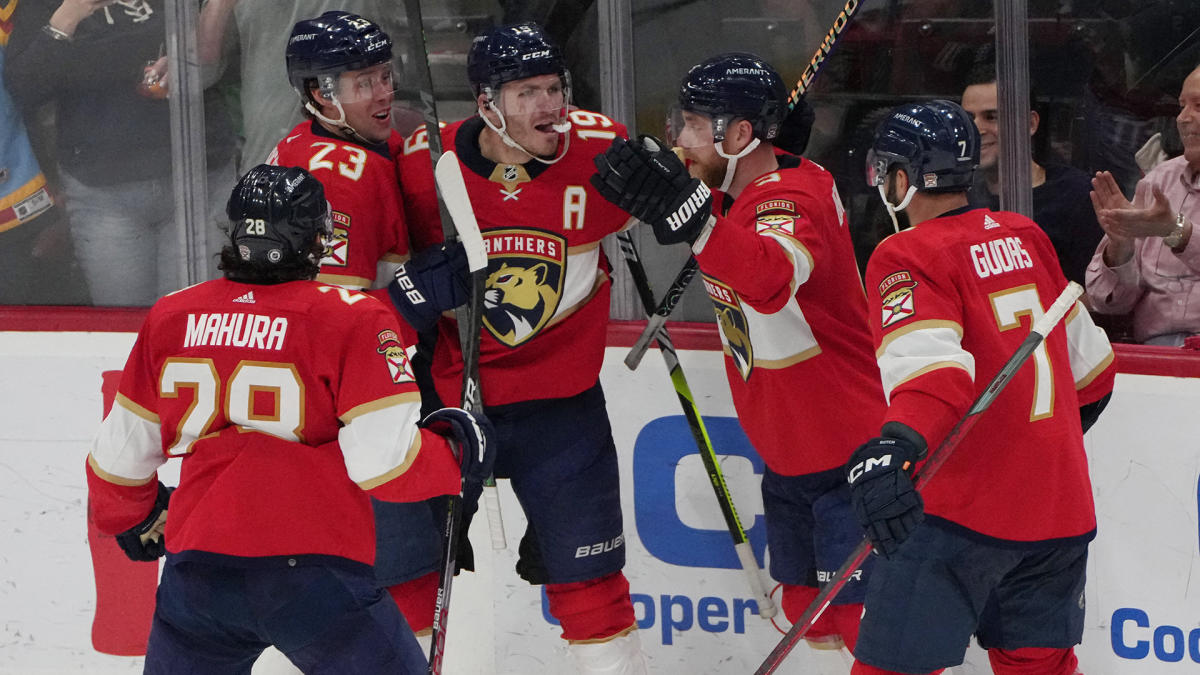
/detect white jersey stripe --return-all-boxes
[877,325,976,402]
[90,400,166,482]
[1064,301,1116,389]
[338,400,425,488]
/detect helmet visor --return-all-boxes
[668,106,719,149]
[493,75,570,122]
[330,64,397,103]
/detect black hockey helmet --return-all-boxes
[286,11,392,100]
[866,100,980,193]
[677,52,788,142]
[467,22,567,97]
[226,165,331,266]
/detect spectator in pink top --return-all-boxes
[1086,64,1200,346]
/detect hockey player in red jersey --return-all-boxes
[85,165,495,674]
[845,101,1116,675]
[592,53,887,654]
[267,11,409,306]
[268,11,452,640]
[385,22,647,673]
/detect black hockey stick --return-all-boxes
[753,281,1085,675]
[401,3,501,673]
[616,230,777,618]
[623,0,871,370]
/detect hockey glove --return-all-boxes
[387,241,471,333]
[845,434,924,558]
[591,135,713,246]
[420,407,497,490]
[773,95,816,157]
[115,481,172,562]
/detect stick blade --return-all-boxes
[435,151,488,272]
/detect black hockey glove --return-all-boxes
[115,481,172,562]
[773,95,815,157]
[420,407,496,490]
[845,432,924,558]
[591,135,713,246]
[387,241,471,332]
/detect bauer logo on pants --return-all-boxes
[481,228,566,347]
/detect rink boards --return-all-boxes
[0,325,1197,674]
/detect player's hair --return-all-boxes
[219,239,324,284]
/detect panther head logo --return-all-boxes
[716,306,753,380]
[484,262,561,346]
[704,275,753,380]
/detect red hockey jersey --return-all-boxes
[396,112,634,407]
[694,156,886,475]
[85,279,461,565]
[865,207,1116,544]
[268,121,409,293]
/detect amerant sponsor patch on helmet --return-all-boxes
[923,173,938,188]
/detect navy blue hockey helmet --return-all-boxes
[678,52,788,142]
[467,22,567,97]
[866,100,980,193]
[226,165,331,266]
[286,11,393,99]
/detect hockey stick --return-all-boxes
[402,0,506,558]
[623,0,870,370]
[616,230,777,618]
[753,281,1085,675]
[401,3,502,673]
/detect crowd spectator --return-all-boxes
[5,0,236,306]
[961,66,1104,286]
[1086,64,1200,346]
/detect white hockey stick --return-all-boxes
[435,151,506,552]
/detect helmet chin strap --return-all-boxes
[877,182,918,234]
[479,98,572,166]
[713,137,760,192]
[305,93,373,147]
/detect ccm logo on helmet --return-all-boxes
[522,49,550,60]
[847,454,895,482]
[666,183,711,232]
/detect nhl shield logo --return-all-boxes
[482,228,566,347]
[703,275,753,380]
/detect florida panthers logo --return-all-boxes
[481,228,566,347]
[376,329,415,384]
[703,275,753,380]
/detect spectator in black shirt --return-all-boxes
[960,68,1104,286]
